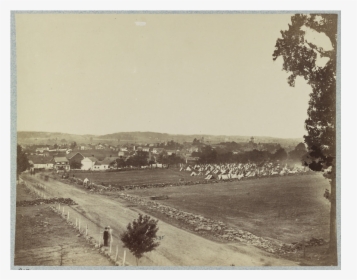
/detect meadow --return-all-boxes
[124,173,331,244]
[70,168,202,186]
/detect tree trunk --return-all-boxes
[328,174,338,265]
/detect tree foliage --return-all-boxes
[17,144,30,179]
[126,151,149,167]
[157,152,184,165]
[288,142,308,161]
[115,158,126,168]
[193,145,287,165]
[70,141,77,149]
[120,214,160,265]
[192,138,201,145]
[272,148,288,162]
[273,14,336,172]
[273,13,337,261]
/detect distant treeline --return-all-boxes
[191,143,307,165]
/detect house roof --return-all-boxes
[94,160,112,166]
[101,157,118,164]
[28,155,53,164]
[47,151,67,157]
[53,157,69,163]
[66,152,84,160]
[84,157,98,162]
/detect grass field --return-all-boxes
[70,168,203,186]
[124,173,331,244]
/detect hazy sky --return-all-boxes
[16,13,316,138]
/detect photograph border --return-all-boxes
[10,10,341,270]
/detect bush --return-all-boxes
[120,214,160,265]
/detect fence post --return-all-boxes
[86,224,88,236]
[75,218,78,227]
[115,245,118,262]
[58,203,61,211]
[62,207,65,216]
[67,211,70,221]
[79,219,81,231]
[109,238,112,254]
[123,250,126,266]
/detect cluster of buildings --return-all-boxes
[28,152,120,172]
[25,136,279,171]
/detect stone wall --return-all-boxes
[67,172,314,193]
[17,198,77,207]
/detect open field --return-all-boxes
[124,173,331,244]
[70,168,203,186]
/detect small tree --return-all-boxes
[120,214,160,266]
[17,144,30,179]
[272,148,288,162]
[70,141,77,149]
[115,158,125,169]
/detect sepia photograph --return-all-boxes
[11,11,340,269]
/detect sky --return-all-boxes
[16,13,317,138]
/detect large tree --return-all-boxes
[17,144,30,179]
[273,14,337,262]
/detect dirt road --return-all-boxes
[21,173,297,267]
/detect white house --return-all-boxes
[35,147,49,153]
[80,145,91,150]
[152,148,164,154]
[166,150,180,156]
[93,161,109,170]
[52,157,70,171]
[95,144,105,150]
[29,156,53,170]
[81,157,98,170]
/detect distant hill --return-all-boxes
[17,131,97,145]
[17,131,303,150]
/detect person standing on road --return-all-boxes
[108,226,113,238]
[103,227,109,246]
